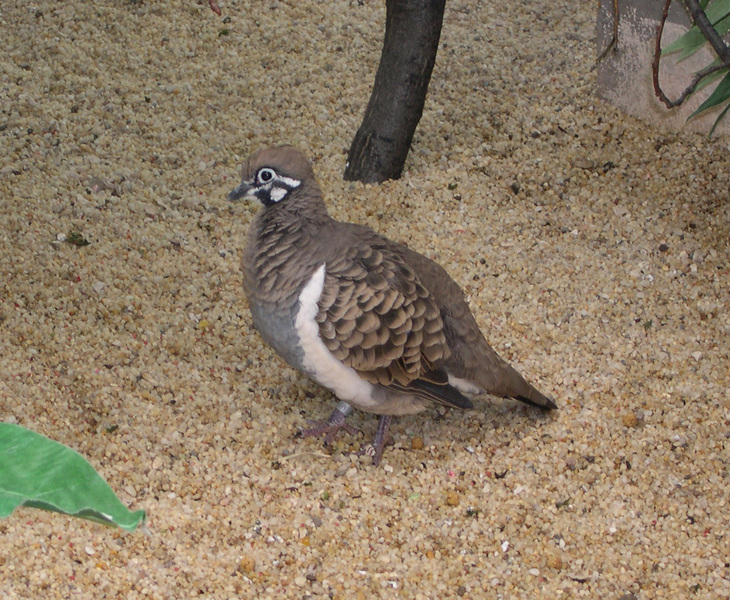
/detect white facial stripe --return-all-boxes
[269,186,288,202]
[262,174,302,203]
[277,175,301,189]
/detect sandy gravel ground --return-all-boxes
[1,1,729,598]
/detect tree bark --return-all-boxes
[344,0,446,183]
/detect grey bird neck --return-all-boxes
[244,187,333,311]
[259,186,329,228]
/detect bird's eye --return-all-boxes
[257,168,276,184]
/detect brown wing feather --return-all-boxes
[315,242,450,387]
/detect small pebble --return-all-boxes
[546,555,564,570]
[622,413,639,428]
[445,491,459,507]
[239,555,255,573]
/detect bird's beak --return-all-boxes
[228,180,254,202]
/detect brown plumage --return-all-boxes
[229,145,556,465]
[316,240,447,387]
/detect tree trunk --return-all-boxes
[344,0,446,183]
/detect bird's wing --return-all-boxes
[315,239,451,389]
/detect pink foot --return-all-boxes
[300,402,359,446]
[357,415,392,466]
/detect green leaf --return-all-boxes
[693,60,728,95]
[704,0,730,26]
[0,423,146,532]
[688,70,730,121]
[662,0,730,59]
[662,29,706,60]
[709,101,730,135]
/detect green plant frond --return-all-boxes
[662,0,730,59]
[0,423,146,532]
[694,63,729,94]
[703,0,730,30]
[662,29,707,59]
[709,101,730,134]
[687,70,730,121]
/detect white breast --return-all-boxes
[295,264,378,409]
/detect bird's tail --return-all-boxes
[467,354,557,410]
[513,382,557,410]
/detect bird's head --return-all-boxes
[228,145,318,207]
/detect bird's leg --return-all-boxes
[300,401,359,446]
[359,415,393,466]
